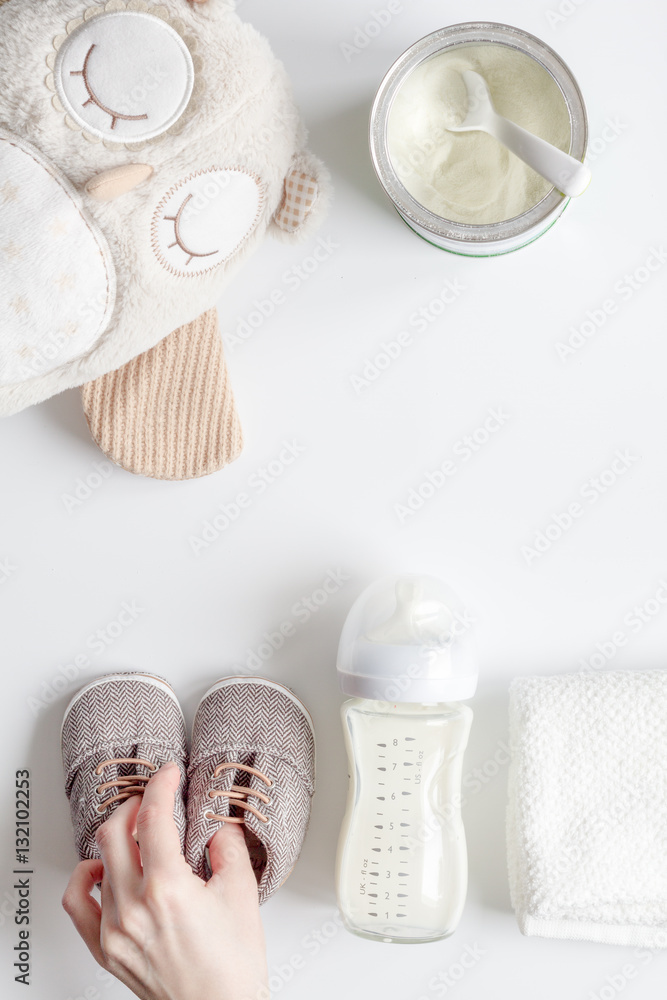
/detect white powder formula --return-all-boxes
[387,44,571,225]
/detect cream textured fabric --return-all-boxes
[0,0,331,416]
[186,678,316,904]
[61,672,188,860]
[81,308,243,480]
[507,672,667,947]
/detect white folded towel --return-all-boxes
[507,671,667,947]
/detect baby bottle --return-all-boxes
[335,574,477,944]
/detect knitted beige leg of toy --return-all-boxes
[81,309,243,480]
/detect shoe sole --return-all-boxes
[194,675,316,784]
[60,671,184,745]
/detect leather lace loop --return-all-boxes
[95,757,158,813]
[206,762,273,825]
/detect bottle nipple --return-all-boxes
[366,578,455,648]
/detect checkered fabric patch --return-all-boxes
[274,170,319,232]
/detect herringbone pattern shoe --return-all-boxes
[186,677,316,903]
[61,672,188,860]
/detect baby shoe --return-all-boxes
[61,672,188,860]
[186,677,316,902]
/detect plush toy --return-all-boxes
[0,0,330,479]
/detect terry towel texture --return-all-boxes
[507,672,667,947]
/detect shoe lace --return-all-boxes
[206,762,273,825]
[95,757,158,814]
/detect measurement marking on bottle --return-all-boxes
[368,893,377,898]
[402,792,411,796]
[374,825,383,829]
[398,872,409,877]
[377,743,386,747]
[403,762,414,767]
[368,912,377,917]
[378,767,386,772]
[405,737,416,742]
[398,893,408,898]
[377,796,385,801]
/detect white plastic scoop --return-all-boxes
[448,70,591,198]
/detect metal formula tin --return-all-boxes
[370,22,588,256]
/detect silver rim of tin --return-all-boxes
[370,21,588,251]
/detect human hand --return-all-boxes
[62,762,269,1000]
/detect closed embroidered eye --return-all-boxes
[70,44,149,131]
[164,194,220,267]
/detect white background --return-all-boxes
[2,0,667,998]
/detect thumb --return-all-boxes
[206,824,259,900]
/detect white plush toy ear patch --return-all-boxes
[53,11,195,143]
[151,168,265,277]
[0,130,116,388]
